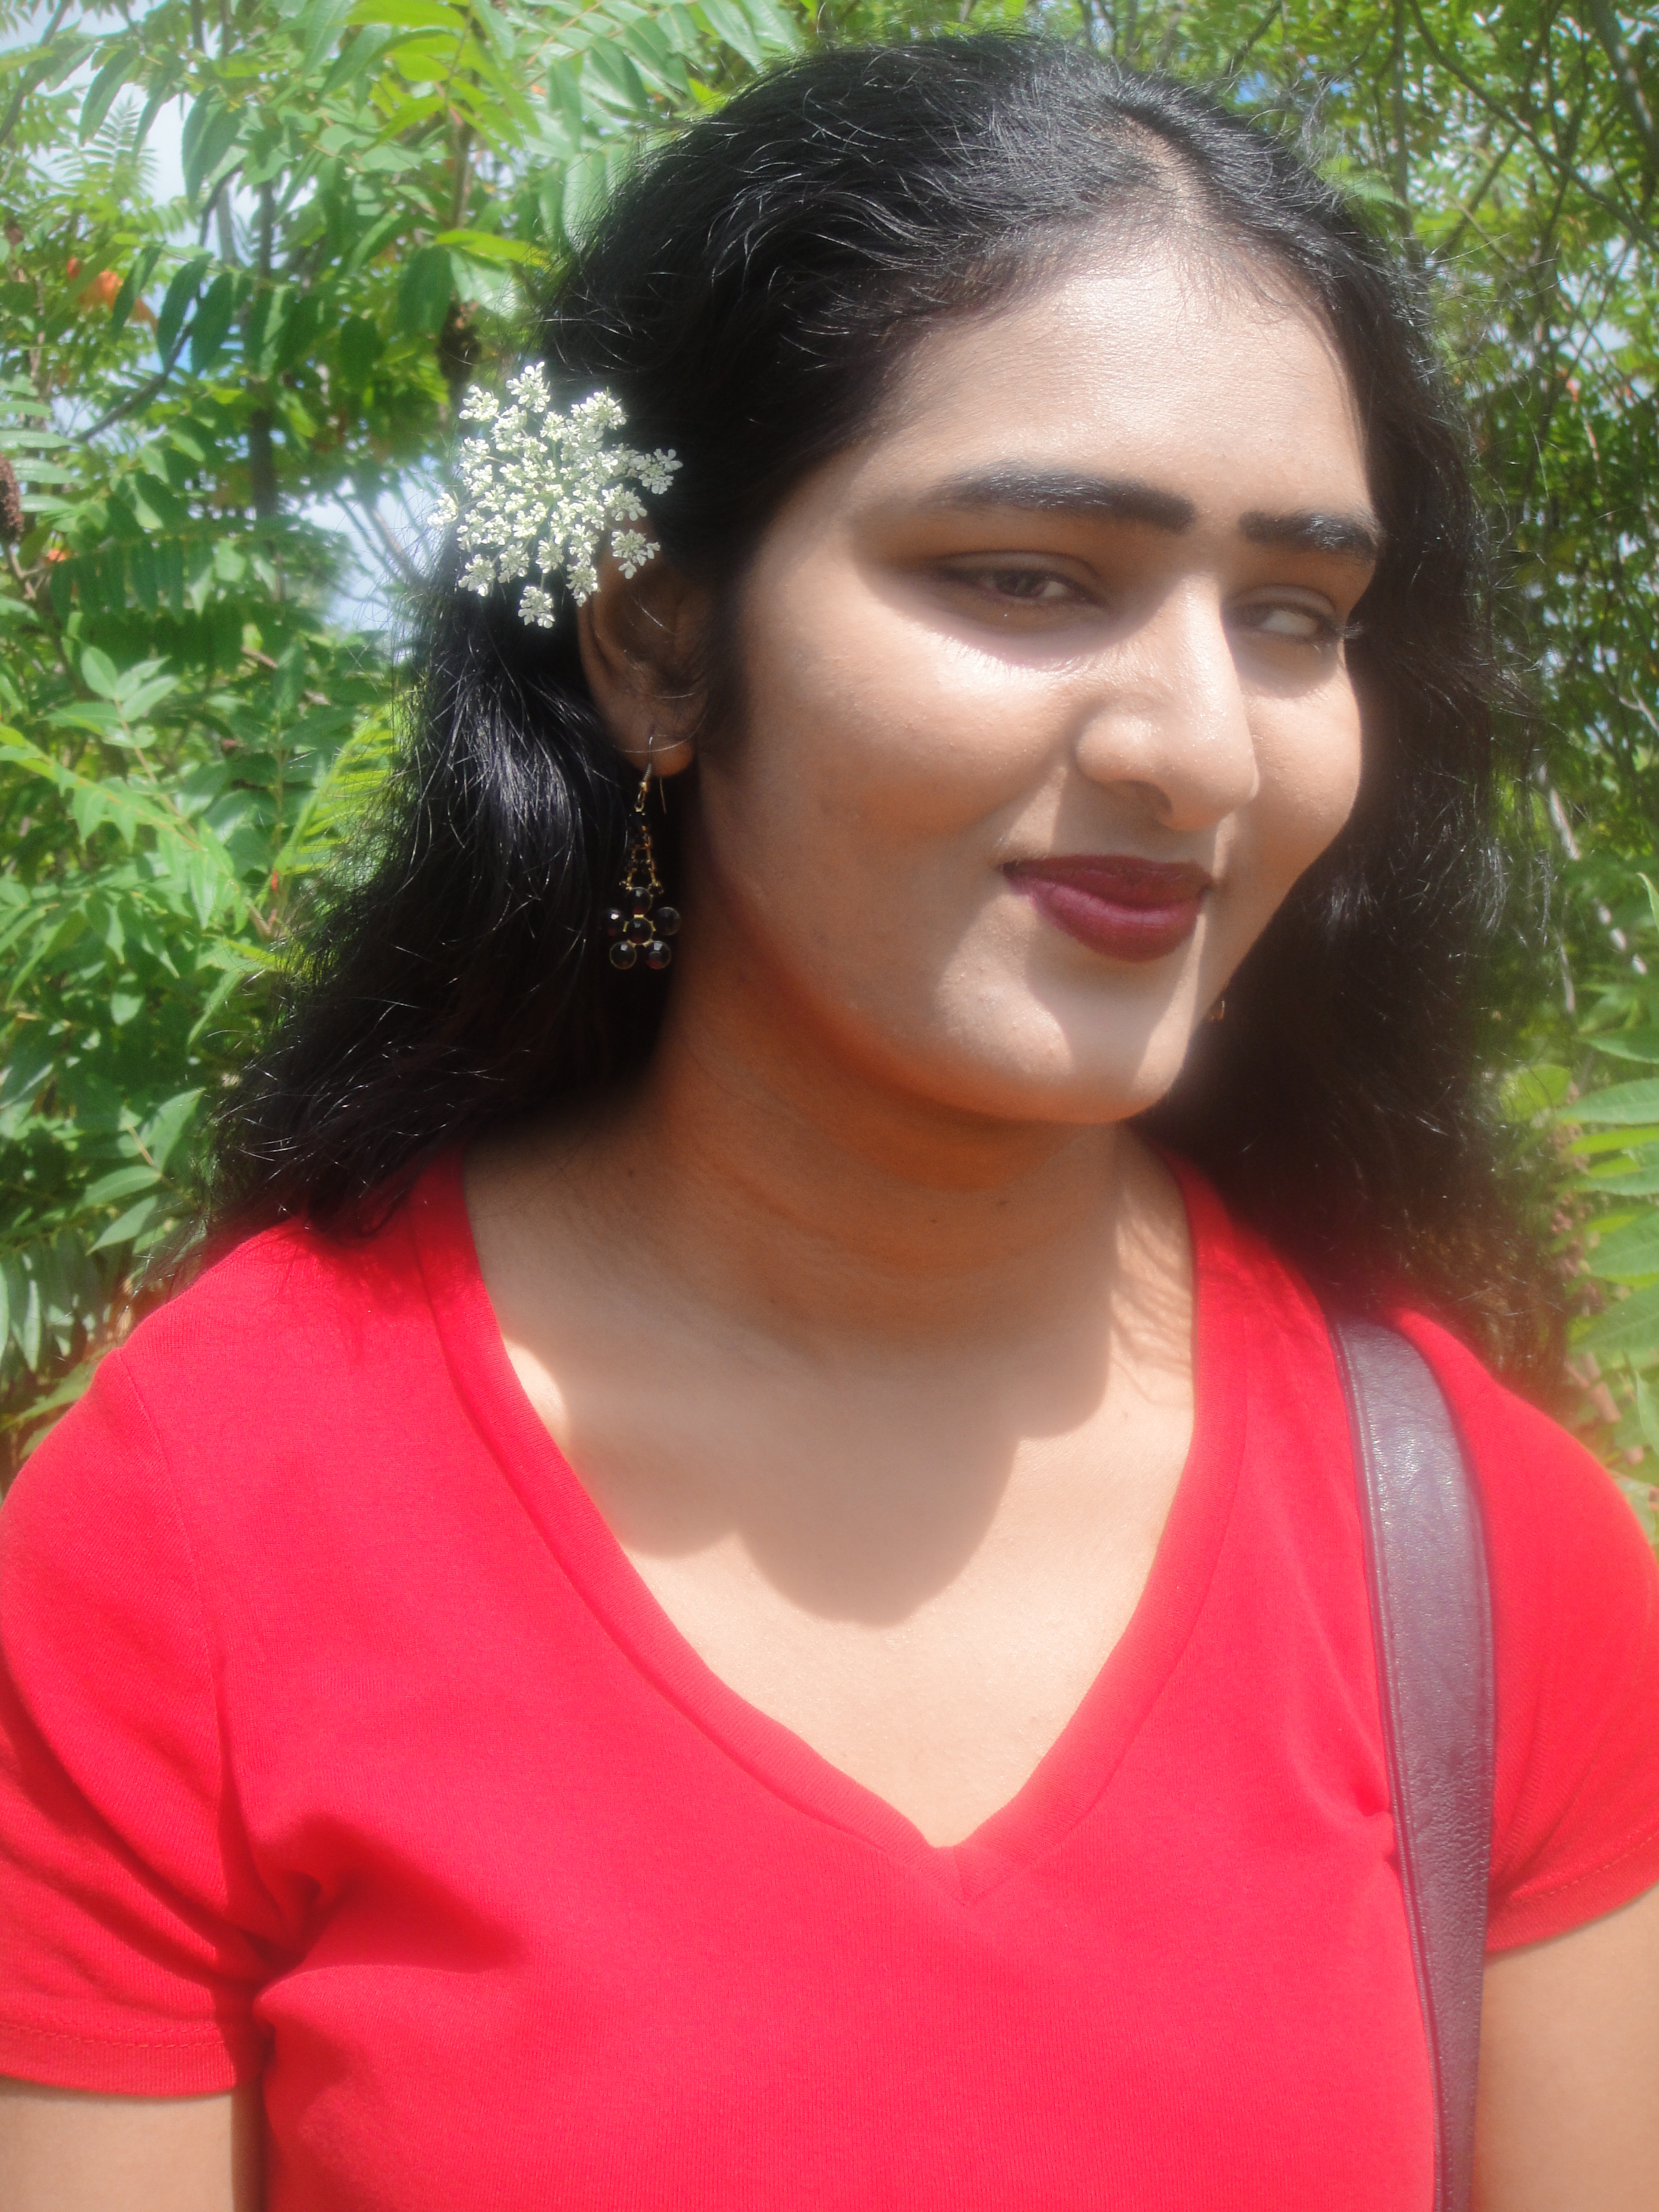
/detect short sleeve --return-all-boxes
[0,1352,278,2091]
[1402,1317,1659,1953]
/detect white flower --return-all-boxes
[442,371,681,628]
[610,529,657,580]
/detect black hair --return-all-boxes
[217,34,1561,1389]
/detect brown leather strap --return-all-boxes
[1330,1318,1494,2212]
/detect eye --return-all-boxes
[1234,596,1353,647]
[940,562,1091,609]
[982,568,1076,602]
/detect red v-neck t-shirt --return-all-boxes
[3,1154,1658,2209]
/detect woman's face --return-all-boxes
[684,243,1378,1125]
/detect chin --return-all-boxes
[926,985,1197,1124]
[893,1026,1192,1130]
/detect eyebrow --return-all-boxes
[1240,508,1383,563]
[914,467,1196,534]
[910,468,1383,564]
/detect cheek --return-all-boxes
[708,573,1050,896]
[1244,687,1366,897]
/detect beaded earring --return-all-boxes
[605,764,680,970]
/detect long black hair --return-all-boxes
[218,35,1561,1388]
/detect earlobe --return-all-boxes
[576,554,706,777]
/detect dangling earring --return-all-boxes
[605,764,680,970]
[1206,995,1227,1025]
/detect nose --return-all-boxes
[1072,579,1260,830]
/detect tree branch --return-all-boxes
[1390,0,1413,230]
[449,123,474,231]
[77,319,194,444]
[1227,0,1282,74]
[247,184,279,524]
[1408,0,1656,246]
[1580,0,1659,182]
[1437,124,1524,258]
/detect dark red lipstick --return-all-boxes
[1006,855,1211,963]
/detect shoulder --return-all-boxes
[5,1155,474,1577]
[1177,1156,1659,1945]
[1394,1313,1659,1945]
[121,1179,444,1418]
[1393,1309,1654,1617]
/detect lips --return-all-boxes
[1006,855,1211,964]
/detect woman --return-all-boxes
[1,36,1656,2211]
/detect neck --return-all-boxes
[559,949,1185,1361]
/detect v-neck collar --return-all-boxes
[411,1148,1248,1906]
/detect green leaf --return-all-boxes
[544,54,588,141]
[396,244,453,336]
[110,245,164,335]
[1590,1035,1659,1065]
[90,1196,162,1254]
[79,645,121,700]
[273,291,323,373]
[106,655,171,706]
[1633,1366,1659,1461]
[336,314,384,386]
[1572,1078,1659,1127]
[1591,1164,1659,1197]
[179,82,211,180]
[85,1164,161,1206]
[697,0,766,70]
[298,0,359,73]
[138,1089,203,1172]
[16,1271,41,1371]
[186,956,257,1046]
[1504,1063,1570,1117]
[183,96,243,201]
[431,228,541,267]
[560,151,611,248]
[1582,1282,1659,1363]
[346,0,466,26]
[131,66,183,162]
[12,1362,99,1456]
[245,283,289,377]
[129,472,186,531]
[156,253,213,361]
[117,671,180,722]
[79,42,140,142]
[268,642,308,718]
[340,205,409,279]
[584,37,651,112]
[1570,1126,1659,1158]
[1593,1210,1659,1284]
[190,272,237,372]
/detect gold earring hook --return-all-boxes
[605,752,680,970]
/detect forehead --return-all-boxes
[864,244,1370,514]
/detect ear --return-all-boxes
[576,552,710,778]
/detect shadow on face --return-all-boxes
[653,240,1378,1138]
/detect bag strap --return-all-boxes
[1329,1317,1494,2212]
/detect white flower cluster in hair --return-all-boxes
[430,369,680,627]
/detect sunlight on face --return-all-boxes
[688,244,1376,1126]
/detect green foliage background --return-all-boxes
[2,0,1656,1525]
